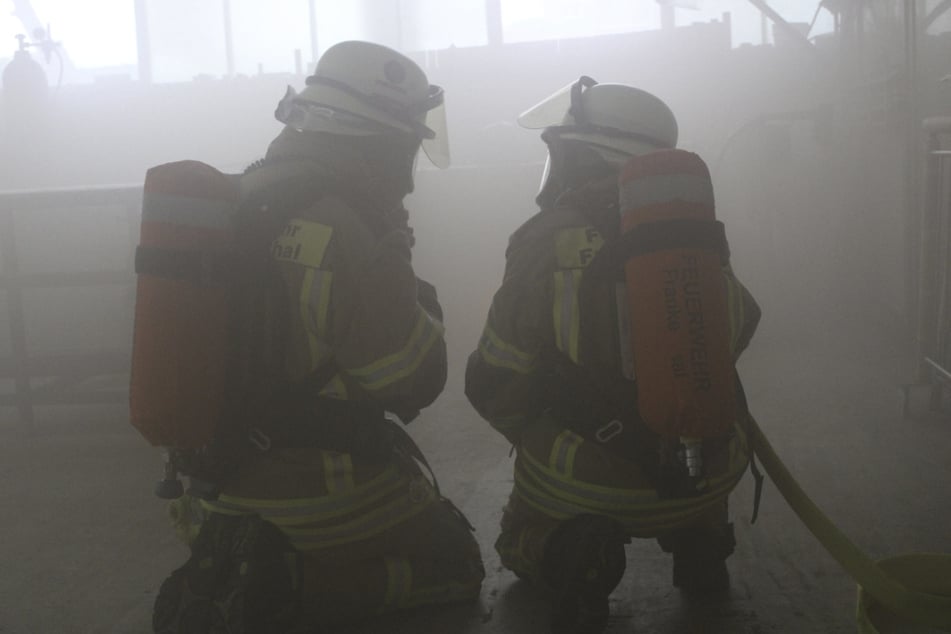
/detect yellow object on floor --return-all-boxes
[748,416,951,632]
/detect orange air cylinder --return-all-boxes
[618,149,735,439]
[129,161,239,448]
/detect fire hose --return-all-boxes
[748,414,951,632]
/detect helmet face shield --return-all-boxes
[275,86,393,136]
[275,82,450,168]
[517,80,577,129]
[421,98,450,168]
[518,75,599,129]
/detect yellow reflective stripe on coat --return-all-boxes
[323,451,355,494]
[281,479,436,550]
[201,460,406,522]
[202,473,436,551]
[552,226,603,364]
[348,306,444,391]
[514,458,740,536]
[513,424,749,536]
[318,373,348,399]
[553,269,582,363]
[273,219,334,371]
[477,325,535,374]
[548,429,583,478]
[300,268,334,368]
[519,427,747,512]
[383,556,413,609]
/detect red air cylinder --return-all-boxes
[129,161,239,448]
[618,149,735,439]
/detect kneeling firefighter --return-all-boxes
[131,41,483,632]
[465,77,761,634]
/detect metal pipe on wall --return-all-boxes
[485,0,503,46]
[308,0,319,69]
[133,0,151,83]
[223,0,234,77]
[904,0,924,374]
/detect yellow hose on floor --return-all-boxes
[747,415,951,632]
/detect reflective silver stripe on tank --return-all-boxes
[619,172,714,210]
[141,192,234,228]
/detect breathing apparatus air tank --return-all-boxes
[130,161,241,451]
[617,149,735,479]
[1,36,48,139]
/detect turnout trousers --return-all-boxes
[166,446,484,628]
[494,415,749,582]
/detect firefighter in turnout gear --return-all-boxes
[465,77,761,634]
[151,41,483,633]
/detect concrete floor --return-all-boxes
[1,310,949,634]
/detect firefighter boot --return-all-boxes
[541,514,627,634]
[659,522,735,595]
[153,513,299,634]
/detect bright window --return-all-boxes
[0,0,853,84]
[230,0,310,75]
[28,0,137,68]
[499,0,834,47]
[147,0,376,81]
[401,0,488,50]
[501,0,657,43]
[145,0,227,82]
[1,1,23,56]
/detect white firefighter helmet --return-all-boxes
[519,77,678,204]
[519,76,678,162]
[274,40,450,168]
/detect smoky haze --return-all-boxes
[1,18,938,387]
[1,16,932,392]
[2,8,951,633]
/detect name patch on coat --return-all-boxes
[555,227,604,269]
[271,219,333,268]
